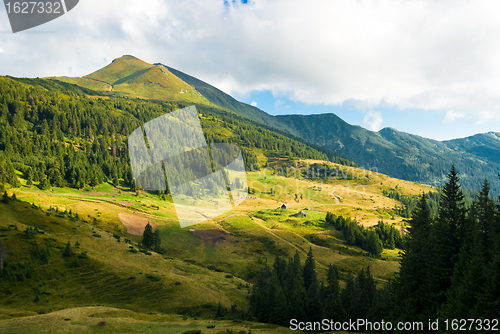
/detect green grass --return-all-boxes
[0,306,300,334]
[0,159,431,330]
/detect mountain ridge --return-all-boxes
[42,55,500,193]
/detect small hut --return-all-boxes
[280,203,290,209]
[296,210,307,217]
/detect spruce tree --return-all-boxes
[63,241,73,257]
[153,229,161,252]
[393,194,433,322]
[2,191,8,204]
[322,264,343,321]
[142,223,154,249]
[303,247,316,291]
[427,165,467,317]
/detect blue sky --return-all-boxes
[1,0,500,141]
[235,90,497,141]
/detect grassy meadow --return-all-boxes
[0,159,433,332]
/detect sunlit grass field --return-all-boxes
[0,159,431,332]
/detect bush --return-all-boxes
[145,274,161,282]
[174,281,182,285]
[225,275,233,279]
[77,252,88,259]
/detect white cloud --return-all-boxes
[443,110,465,124]
[1,0,500,121]
[0,47,4,54]
[251,101,257,107]
[274,99,284,110]
[476,110,497,125]
[362,111,384,131]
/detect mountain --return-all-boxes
[444,132,500,165]
[276,114,500,194]
[50,55,212,105]
[156,63,295,134]
[47,55,500,193]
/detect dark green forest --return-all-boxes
[0,76,351,193]
[250,167,500,332]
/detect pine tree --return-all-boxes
[364,230,383,257]
[2,191,8,204]
[341,272,357,320]
[153,229,161,252]
[215,302,225,319]
[63,241,73,257]
[393,194,433,322]
[142,223,154,249]
[427,165,467,317]
[303,247,316,291]
[322,264,343,321]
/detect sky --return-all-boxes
[1,0,500,141]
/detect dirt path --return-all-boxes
[330,190,342,204]
[118,213,157,236]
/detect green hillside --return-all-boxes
[2,57,500,332]
[0,72,430,332]
[51,55,213,105]
[159,64,296,135]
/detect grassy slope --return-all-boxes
[51,55,214,105]
[0,307,302,334]
[0,160,431,332]
[161,64,297,136]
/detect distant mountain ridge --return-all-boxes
[277,113,500,194]
[47,55,500,193]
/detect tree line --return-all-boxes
[325,213,403,256]
[0,76,353,193]
[249,248,386,326]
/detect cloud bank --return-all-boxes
[1,0,500,123]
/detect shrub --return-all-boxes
[145,274,161,282]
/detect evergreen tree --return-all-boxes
[142,223,154,249]
[427,165,467,317]
[2,191,8,204]
[305,272,322,322]
[364,230,383,257]
[303,247,316,291]
[393,194,433,322]
[322,264,343,321]
[215,302,225,319]
[153,228,161,252]
[63,241,73,257]
[341,272,357,320]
